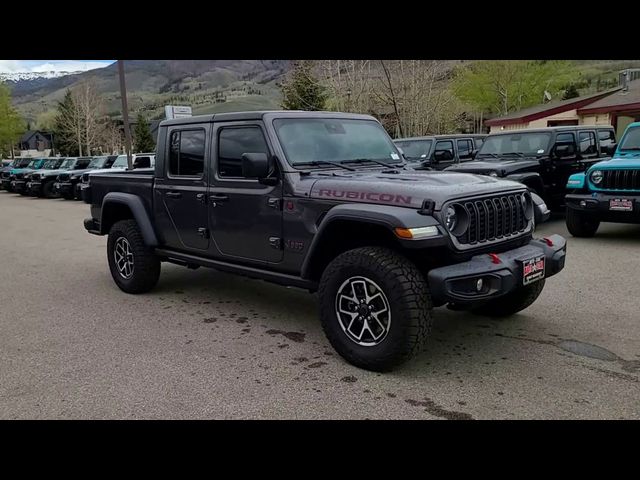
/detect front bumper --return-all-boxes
[427,234,566,306]
[28,181,43,195]
[566,192,640,221]
[54,181,74,195]
[80,184,91,203]
[13,180,27,193]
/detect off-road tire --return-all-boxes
[318,247,432,372]
[471,279,545,317]
[566,208,599,237]
[107,219,161,294]
[42,181,56,198]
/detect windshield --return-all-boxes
[394,139,433,161]
[43,159,62,169]
[18,159,32,167]
[111,155,128,168]
[59,159,76,169]
[479,132,552,157]
[88,156,107,168]
[620,127,640,151]
[274,118,402,167]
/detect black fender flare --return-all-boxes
[505,172,544,194]
[300,203,443,279]
[100,192,158,246]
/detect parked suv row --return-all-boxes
[1,153,156,199]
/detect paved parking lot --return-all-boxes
[0,191,638,419]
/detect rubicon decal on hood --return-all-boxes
[315,188,412,205]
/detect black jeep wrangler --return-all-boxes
[83,111,567,371]
[394,134,487,171]
[444,126,617,209]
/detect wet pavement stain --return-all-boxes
[405,398,474,420]
[203,318,217,323]
[265,329,306,343]
[236,318,247,324]
[341,375,358,383]
[307,362,327,369]
[558,340,620,361]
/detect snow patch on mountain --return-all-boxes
[0,70,84,82]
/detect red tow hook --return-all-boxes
[488,253,501,264]
[542,237,554,247]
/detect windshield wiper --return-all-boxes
[499,152,526,158]
[341,158,396,168]
[296,160,356,171]
[621,147,640,151]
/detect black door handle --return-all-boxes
[165,191,182,199]
[210,193,229,202]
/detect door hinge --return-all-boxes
[269,236,283,250]
[267,197,281,210]
[197,227,210,239]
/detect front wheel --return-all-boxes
[107,219,161,293]
[318,247,432,372]
[566,208,599,237]
[471,280,545,317]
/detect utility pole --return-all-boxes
[118,60,133,170]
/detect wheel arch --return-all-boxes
[300,204,440,282]
[100,192,158,246]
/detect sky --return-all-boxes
[0,60,115,73]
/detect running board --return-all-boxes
[154,248,317,291]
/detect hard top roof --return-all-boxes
[487,125,614,136]
[395,133,488,142]
[160,110,378,127]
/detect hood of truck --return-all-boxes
[445,157,540,176]
[34,168,69,178]
[306,170,525,210]
[588,154,640,171]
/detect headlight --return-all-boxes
[522,192,534,220]
[445,205,457,231]
[489,171,499,177]
[71,175,79,180]
[590,170,603,185]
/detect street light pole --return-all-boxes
[118,60,133,170]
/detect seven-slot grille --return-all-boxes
[58,173,71,182]
[15,173,25,180]
[453,192,529,245]
[601,169,640,191]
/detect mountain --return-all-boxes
[9,60,291,123]
[0,70,84,82]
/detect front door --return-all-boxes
[208,122,283,264]
[154,125,210,251]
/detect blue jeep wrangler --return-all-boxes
[565,122,640,237]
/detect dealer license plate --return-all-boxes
[522,255,545,285]
[609,198,633,212]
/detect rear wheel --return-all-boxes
[471,280,545,317]
[566,208,599,237]
[107,219,161,293]
[318,247,432,372]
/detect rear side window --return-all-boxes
[169,129,205,177]
[556,133,575,145]
[598,129,616,148]
[457,139,473,160]
[578,131,597,156]
[474,138,484,149]
[76,158,92,169]
[218,126,269,178]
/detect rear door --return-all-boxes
[153,124,210,251]
[456,138,475,163]
[432,139,456,170]
[577,129,600,170]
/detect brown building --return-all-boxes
[485,70,640,139]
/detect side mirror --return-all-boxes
[471,149,479,159]
[433,150,453,162]
[605,143,617,155]
[554,144,576,159]
[241,152,270,178]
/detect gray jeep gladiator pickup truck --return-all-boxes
[83,111,567,371]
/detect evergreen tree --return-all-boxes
[0,82,25,158]
[53,90,79,156]
[562,84,580,100]
[133,113,155,153]
[280,60,327,111]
